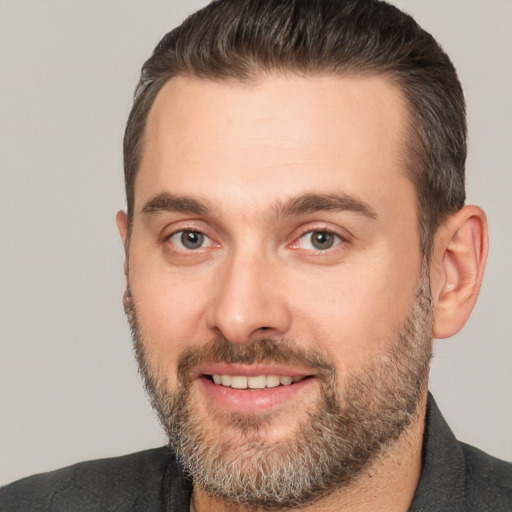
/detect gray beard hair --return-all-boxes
[124,266,433,510]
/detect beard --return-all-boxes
[124,267,433,510]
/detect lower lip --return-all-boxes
[198,376,315,414]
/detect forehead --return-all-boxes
[136,73,413,219]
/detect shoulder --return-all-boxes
[411,394,512,511]
[0,447,175,512]
[461,442,512,510]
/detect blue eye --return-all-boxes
[169,230,212,250]
[297,231,341,251]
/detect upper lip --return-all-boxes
[193,363,314,379]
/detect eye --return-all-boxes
[296,230,342,251]
[168,230,213,250]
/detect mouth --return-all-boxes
[205,374,305,389]
[195,365,316,413]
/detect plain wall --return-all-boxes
[1,0,511,485]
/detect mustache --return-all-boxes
[176,336,337,385]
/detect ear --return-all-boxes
[430,205,488,339]
[116,210,128,244]
[115,210,129,276]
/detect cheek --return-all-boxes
[287,257,419,370]
[128,261,212,376]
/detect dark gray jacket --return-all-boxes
[2,395,511,511]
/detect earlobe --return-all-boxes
[430,205,488,339]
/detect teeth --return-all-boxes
[230,376,248,389]
[280,376,293,385]
[266,375,280,388]
[247,375,266,389]
[210,374,301,389]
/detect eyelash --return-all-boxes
[164,227,346,254]
[292,228,345,252]
[165,229,215,251]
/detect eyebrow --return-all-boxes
[275,193,378,220]
[141,191,377,221]
[142,192,211,216]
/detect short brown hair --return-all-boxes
[123,0,466,256]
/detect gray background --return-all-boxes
[1,0,511,486]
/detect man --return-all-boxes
[1,0,511,510]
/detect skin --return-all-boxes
[117,74,488,511]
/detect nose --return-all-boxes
[206,251,292,345]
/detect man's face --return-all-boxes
[121,74,432,506]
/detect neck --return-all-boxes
[191,393,427,512]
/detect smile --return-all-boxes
[209,374,303,389]
[198,367,316,413]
